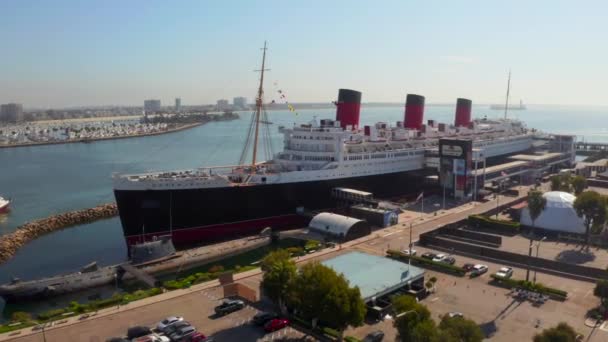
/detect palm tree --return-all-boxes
[526,190,546,281]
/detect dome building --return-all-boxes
[520,191,585,234]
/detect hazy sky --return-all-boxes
[1,0,607,108]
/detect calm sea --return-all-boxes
[1,104,608,285]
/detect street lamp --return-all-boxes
[533,237,547,284]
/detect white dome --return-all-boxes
[520,191,585,234]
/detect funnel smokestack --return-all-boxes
[454,98,472,127]
[404,94,425,130]
[335,89,361,129]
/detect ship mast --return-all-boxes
[503,70,511,119]
[251,41,269,169]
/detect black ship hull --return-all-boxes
[114,170,436,247]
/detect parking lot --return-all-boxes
[10,286,309,342]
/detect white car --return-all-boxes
[133,335,170,342]
[470,264,488,276]
[432,254,447,262]
[402,249,417,256]
[156,316,184,331]
[495,267,513,279]
[448,312,463,318]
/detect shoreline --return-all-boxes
[0,122,205,149]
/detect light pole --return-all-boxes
[495,181,502,219]
[533,237,547,284]
[41,323,47,342]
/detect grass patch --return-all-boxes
[387,250,466,276]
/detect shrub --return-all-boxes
[344,337,362,342]
[208,265,224,273]
[468,215,520,233]
[387,250,466,276]
[305,240,322,251]
[322,326,340,338]
[489,274,568,299]
[286,246,306,256]
[10,312,32,323]
[38,308,67,321]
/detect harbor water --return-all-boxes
[1,104,608,316]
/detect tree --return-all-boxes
[392,295,433,342]
[439,315,484,342]
[550,175,561,192]
[571,176,588,195]
[573,191,608,246]
[533,322,579,342]
[290,262,366,340]
[594,279,608,309]
[260,249,297,313]
[526,190,547,281]
[527,190,547,230]
[411,319,441,342]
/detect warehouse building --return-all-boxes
[309,212,371,241]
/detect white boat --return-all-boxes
[0,196,10,213]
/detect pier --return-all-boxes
[576,141,608,155]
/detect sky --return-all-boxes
[1,0,607,108]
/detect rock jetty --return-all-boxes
[0,203,118,264]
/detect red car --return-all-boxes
[264,318,289,332]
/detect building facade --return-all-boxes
[233,97,247,109]
[175,98,181,112]
[216,99,229,111]
[144,99,161,114]
[0,103,24,123]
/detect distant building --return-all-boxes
[175,98,182,112]
[0,103,23,123]
[233,97,247,109]
[144,99,161,114]
[216,99,230,111]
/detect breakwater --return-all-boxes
[0,203,118,264]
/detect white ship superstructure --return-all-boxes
[114,117,533,191]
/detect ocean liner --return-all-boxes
[113,43,534,247]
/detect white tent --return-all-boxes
[520,191,585,234]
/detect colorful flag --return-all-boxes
[415,192,424,203]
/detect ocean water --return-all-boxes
[1,104,608,285]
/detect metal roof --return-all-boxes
[309,212,364,236]
[322,251,425,301]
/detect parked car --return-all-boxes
[156,316,184,331]
[182,332,208,342]
[432,254,447,262]
[168,326,197,341]
[421,252,437,260]
[264,318,290,332]
[470,264,488,277]
[447,312,464,318]
[253,311,278,326]
[442,256,456,265]
[495,267,513,279]
[362,330,385,342]
[133,335,170,342]
[462,263,475,272]
[127,326,152,340]
[402,249,417,256]
[162,321,191,335]
[214,299,245,316]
